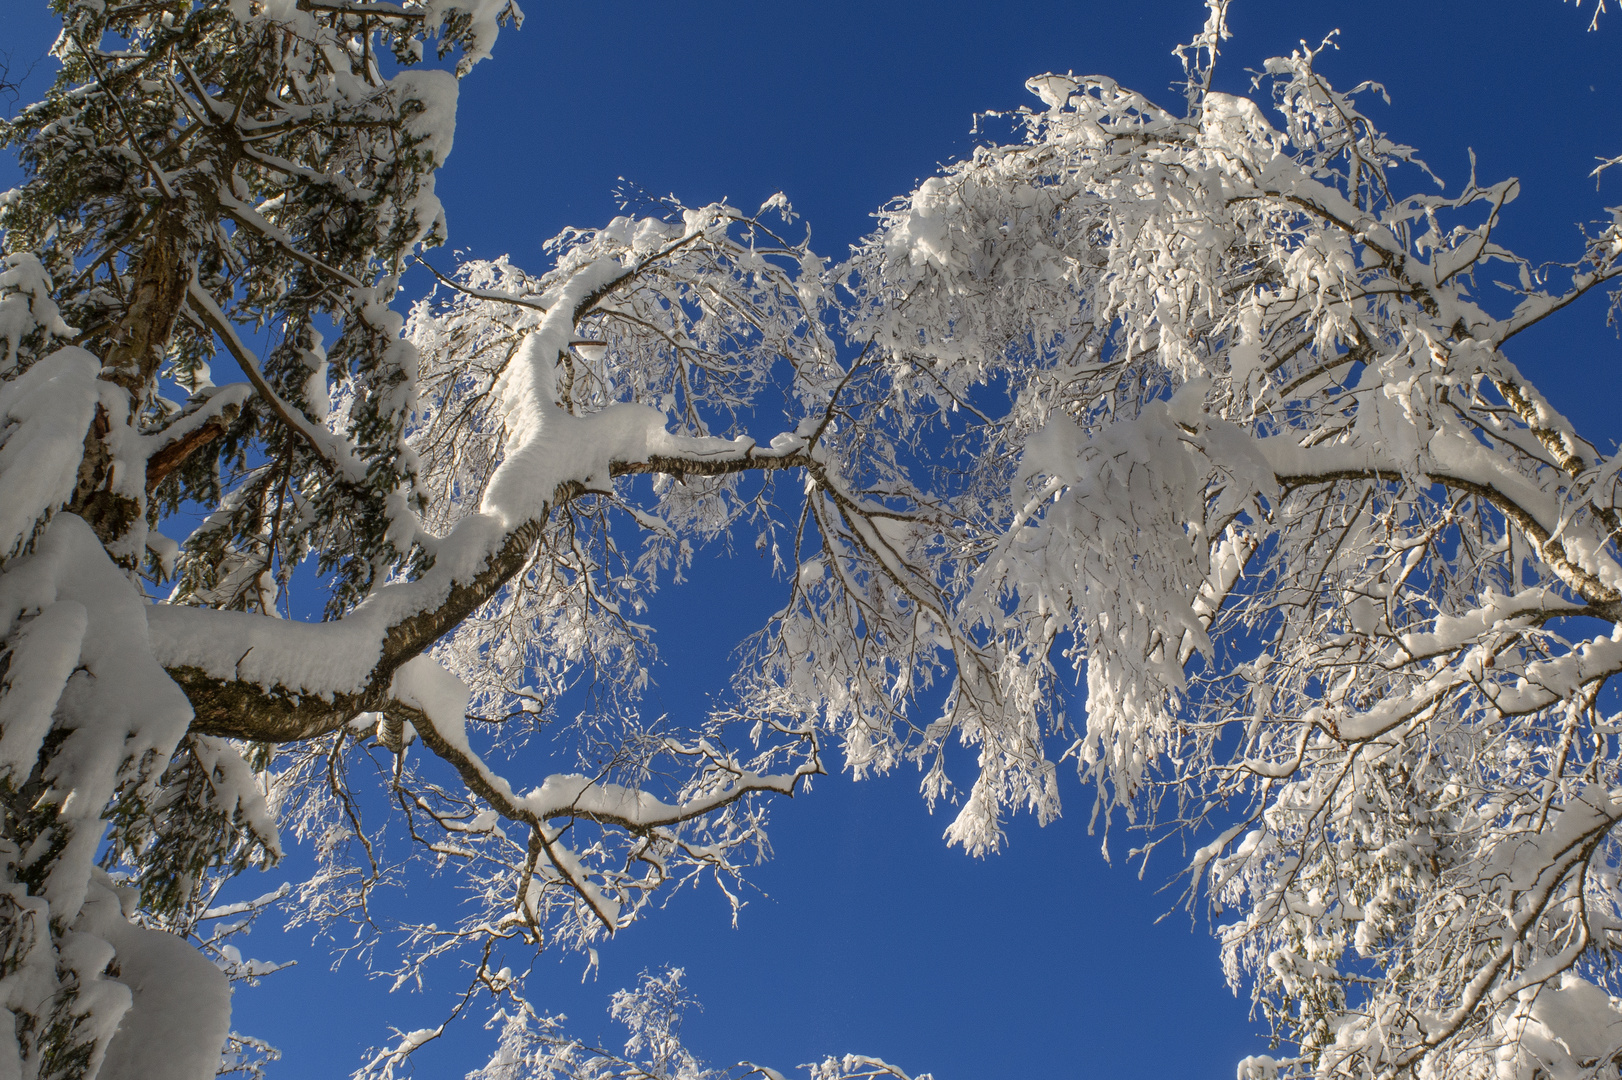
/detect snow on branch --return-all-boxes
[10,3,1622,1078]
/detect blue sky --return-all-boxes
[4,1,1622,1077]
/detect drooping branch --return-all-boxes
[393,691,819,933]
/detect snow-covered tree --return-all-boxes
[4,1,1622,1078]
[822,9,1622,1076]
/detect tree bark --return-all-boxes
[177,449,816,743]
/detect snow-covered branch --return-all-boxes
[8,2,1622,1078]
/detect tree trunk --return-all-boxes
[69,212,191,556]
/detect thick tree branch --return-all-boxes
[295,0,426,19]
[143,386,251,494]
[174,443,814,743]
[1273,463,1622,618]
[144,417,228,495]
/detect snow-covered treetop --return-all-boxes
[4,1,1622,1078]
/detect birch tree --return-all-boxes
[3,2,1622,1079]
[819,7,1622,1076]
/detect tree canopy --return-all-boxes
[3,2,1622,1078]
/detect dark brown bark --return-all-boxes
[67,405,141,554]
[145,414,233,495]
[69,215,194,551]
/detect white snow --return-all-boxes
[79,878,231,1080]
[0,348,103,560]
[0,254,75,370]
[1497,974,1622,1080]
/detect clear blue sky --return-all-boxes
[3,2,1621,1077]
